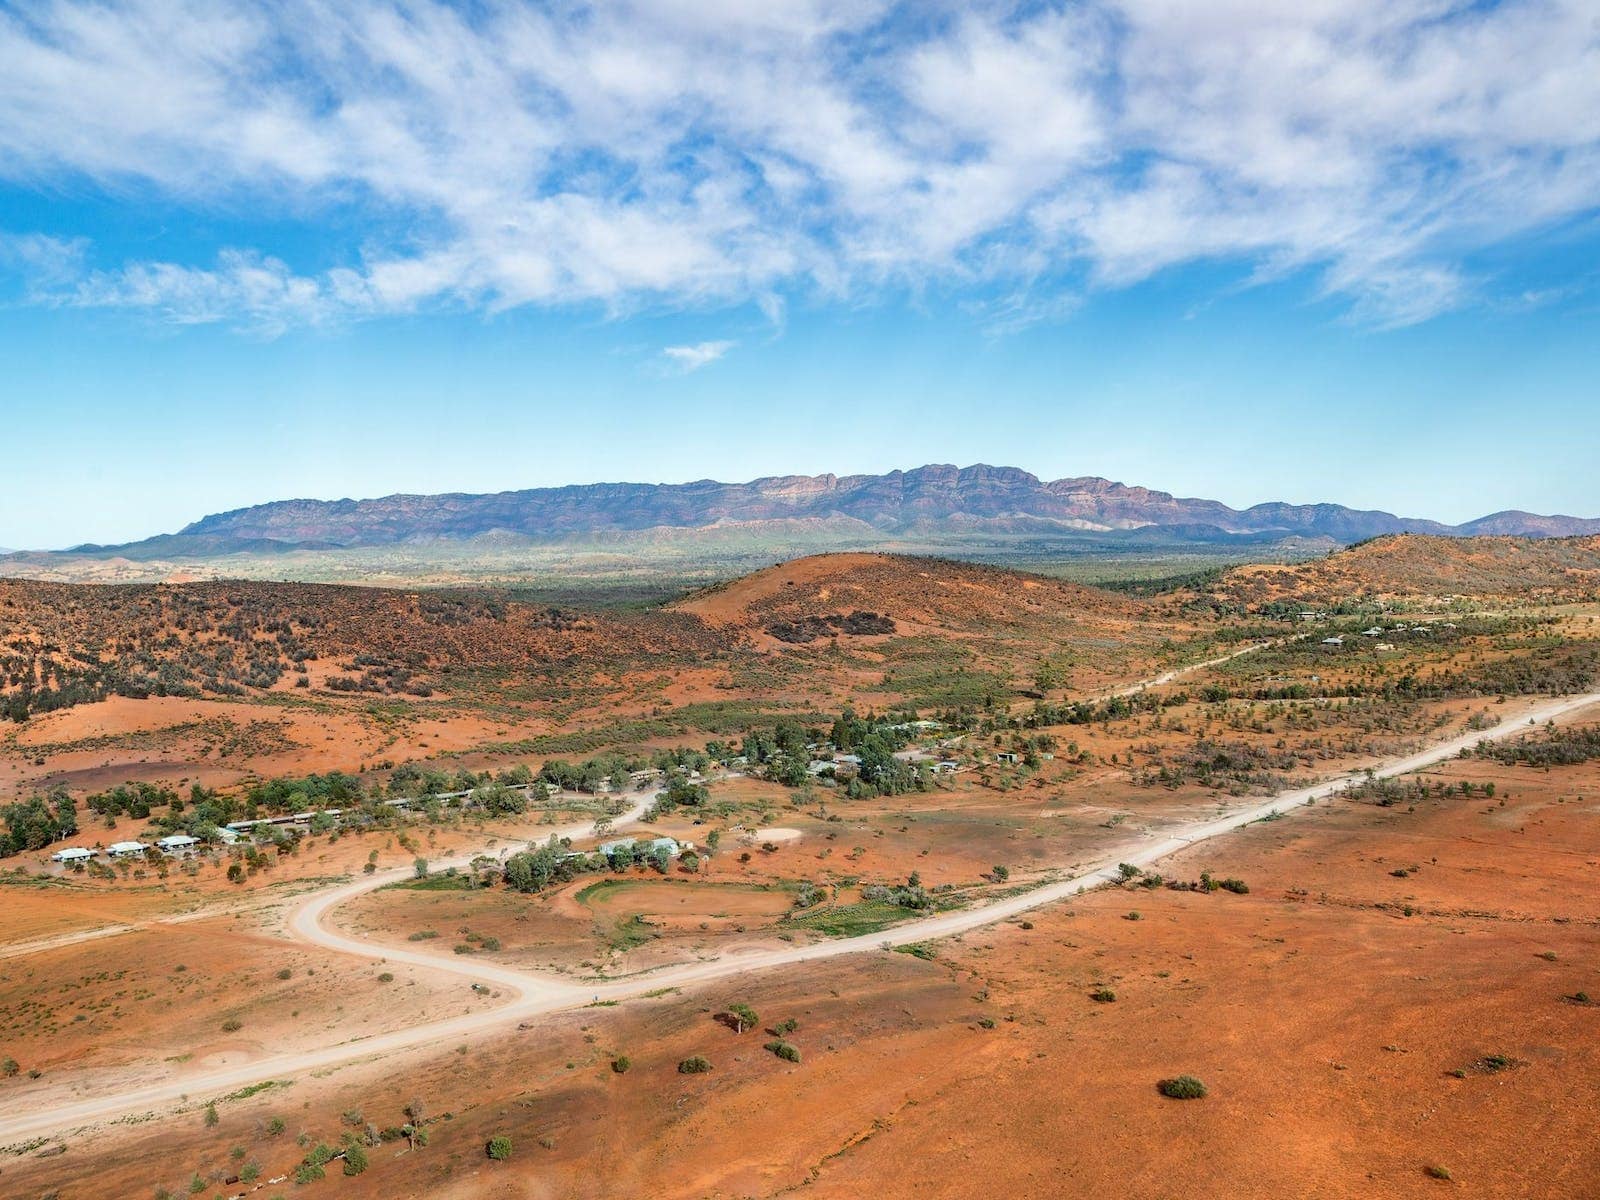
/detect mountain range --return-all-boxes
[4,466,1598,589]
[58,465,1598,553]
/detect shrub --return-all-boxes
[220,1018,242,1033]
[266,1117,286,1136]
[343,1144,369,1175]
[1157,1075,1207,1100]
[293,1163,325,1185]
[1090,988,1116,1003]
[1124,911,1142,921]
[275,968,293,980]
[611,1055,631,1074]
[1218,878,1250,894]
[1,1057,17,1077]
[765,1040,801,1063]
[486,1135,513,1161]
[378,972,394,983]
[203,1103,219,1127]
[1425,1165,1453,1180]
[772,1017,799,1035]
[678,1055,712,1075]
[239,1162,260,1183]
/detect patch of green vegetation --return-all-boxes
[220,1080,288,1103]
[388,871,474,892]
[787,899,914,938]
[605,914,659,953]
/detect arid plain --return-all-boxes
[4,538,1600,1197]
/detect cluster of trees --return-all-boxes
[1130,738,1299,794]
[1,790,77,855]
[861,872,936,911]
[501,833,688,895]
[1475,724,1600,768]
[1344,774,1496,807]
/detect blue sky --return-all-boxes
[1,1,1597,549]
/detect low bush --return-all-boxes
[1157,1075,1207,1100]
[486,1135,513,1161]
[678,1056,712,1075]
[765,1040,801,1063]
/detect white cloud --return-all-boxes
[0,0,1595,332]
[660,339,736,373]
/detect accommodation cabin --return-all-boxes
[50,847,93,864]
[106,841,148,858]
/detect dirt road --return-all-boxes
[4,691,1595,1145]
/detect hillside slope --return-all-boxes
[677,552,1141,637]
[0,579,724,721]
[1209,534,1600,606]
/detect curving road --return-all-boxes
[4,675,1596,1144]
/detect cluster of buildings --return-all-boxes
[50,834,202,865]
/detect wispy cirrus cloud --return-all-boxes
[0,0,1595,333]
[659,339,737,373]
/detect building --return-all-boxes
[106,841,149,858]
[1321,636,1345,647]
[214,827,242,845]
[50,847,93,864]
[156,835,201,854]
[597,837,682,859]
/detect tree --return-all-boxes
[343,1143,369,1175]
[413,857,429,879]
[486,1135,513,1161]
[204,1102,219,1127]
[718,1003,759,1034]
[404,1098,428,1149]
[503,841,560,893]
